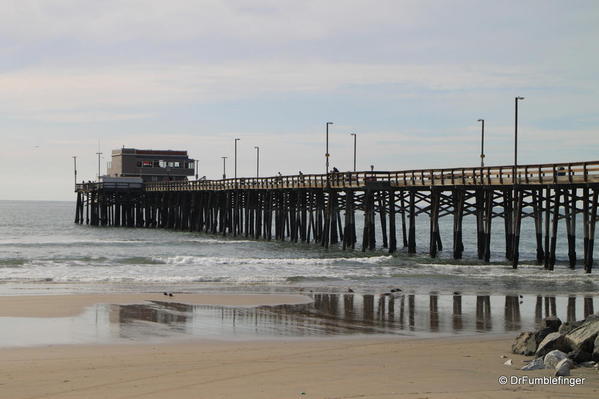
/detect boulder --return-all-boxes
[555,358,575,376]
[535,327,555,345]
[567,349,592,364]
[521,357,545,371]
[559,320,583,335]
[512,331,537,355]
[564,317,599,352]
[544,350,568,369]
[593,335,599,362]
[541,316,562,332]
[536,332,570,357]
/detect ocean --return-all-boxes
[1,200,598,296]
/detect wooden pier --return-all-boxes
[75,160,599,272]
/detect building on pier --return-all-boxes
[107,148,195,182]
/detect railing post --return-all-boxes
[568,163,573,184]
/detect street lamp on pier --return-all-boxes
[477,119,485,167]
[234,138,240,181]
[254,146,260,178]
[514,96,525,182]
[349,133,357,172]
[325,122,333,186]
[72,156,77,187]
[222,156,228,179]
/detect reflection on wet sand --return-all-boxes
[107,293,596,340]
[0,293,597,347]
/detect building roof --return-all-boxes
[112,148,189,157]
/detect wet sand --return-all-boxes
[0,294,598,398]
[0,293,313,317]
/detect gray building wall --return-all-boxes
[107,148,195,182]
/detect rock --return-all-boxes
[541,316,562,332]
[568,349,592,364]
[579,361,596,368]
[564,317,599,352]
[512,331,537,355]
[559,320,583,335]
[536,332,570,357]
[554,358,575,376]
[535,327,555,345]
[521,357,545,371]
[544,350,568,369]
[593,335,599,362]
[504,359,513,366]
[500,355,507,359]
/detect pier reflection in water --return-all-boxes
[1,293,597,347]
[109,293,597,340]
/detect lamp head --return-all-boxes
[477,119,484,122]
[516,96,524,100]
[326,122,334,125]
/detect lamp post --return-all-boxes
[195,160,198,180]
[325,122,333,186]
[514,96,525,182]
[96,151,102,181]
[254,146,260,178]
[222,156,228,179]
[350,133,357,172]
[72,156,77,186]
[234,138,240,181]
[477,119,485,167]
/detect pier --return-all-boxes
[75,160,599,272]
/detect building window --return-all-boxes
[153,160,160,167]
[174,161,181,168]
[136,161,142,167]
[143,160,153,168]
[187,161,194,169]
[159,160,166,168]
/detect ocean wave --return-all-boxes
[155,255,392,266]
[0,239,148,247]
[0,258,26,268]
[116,257,167,265]
[184,238,254,244]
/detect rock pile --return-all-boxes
[512,314,599,376]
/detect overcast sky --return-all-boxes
[1,0,597,200]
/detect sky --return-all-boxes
[0,0,597,200]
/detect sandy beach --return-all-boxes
[0,294,597,399]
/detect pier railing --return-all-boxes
[76,181,143,192]
[142,160,599,192]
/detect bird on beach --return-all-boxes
[347,288,354,293]
[169,293,174,297]
[163,292,168,296]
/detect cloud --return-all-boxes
[0,61,570,123]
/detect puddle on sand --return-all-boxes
[0,293,595,347]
